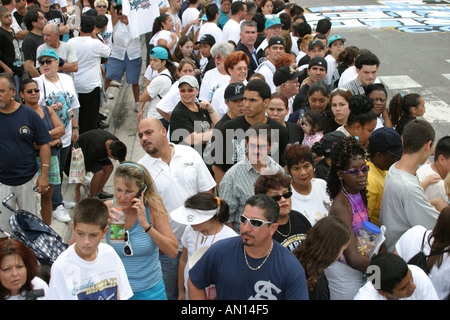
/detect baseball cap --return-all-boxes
[327,34,346,47]
[265,16,281,29]
[273,66,301,87]
[195,34,216,46]
[308,56,327,70]
[178,75,199,89]
[38,48,59,61]
[308,39,324,51]
[224,83,245,101]
[368,127,403,158]
[170,205,218,226]
[268,36,285,48]
[149,46,168,60]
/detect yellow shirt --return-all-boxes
[367,161,387,226]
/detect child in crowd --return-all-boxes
[301,110,325,148]
[389,92,426,136]
[48,198,133,300]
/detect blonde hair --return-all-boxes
[445,172,450,199]
[114,162,167,216]
[94,0,107,7]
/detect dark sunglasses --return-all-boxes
[39,58,55,65]
[271,191,292,202]
[25,88,40,94]
[240,214,272,228]
[341,164,370,176]
[96,5,107,7]
[123,230,133,256]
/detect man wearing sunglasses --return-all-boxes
[188,194,309,300]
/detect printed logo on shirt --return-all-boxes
[19,126,31,135]
[248,280,281,300]
[73,277,119,300]
[130,0,152,11]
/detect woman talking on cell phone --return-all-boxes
[105,161,178,300]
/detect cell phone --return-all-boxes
[132,184,148,204]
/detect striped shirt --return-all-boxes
[107,207,162,293]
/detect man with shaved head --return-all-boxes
[137,117,216,300]
[36,23,78,75]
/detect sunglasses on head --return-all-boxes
[341,164,370,176]
[25,88,40,94]
[271,191,292,202]
[123,230,133,256]
[240,214,272,228]
[39,58,54,65]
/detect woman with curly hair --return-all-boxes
[293,216,351,300]
[324,136,372,300]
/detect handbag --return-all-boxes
[407,231,450,274]
[68,142,86,184]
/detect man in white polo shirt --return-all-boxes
[137,117,216,300]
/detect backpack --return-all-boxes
[407,231,449,275]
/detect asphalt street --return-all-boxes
[297,0,450,139]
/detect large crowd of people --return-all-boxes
[0,0,449,301]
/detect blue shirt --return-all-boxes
[189,236,309,300]
[0,104,52,185]
[107,207,162,293]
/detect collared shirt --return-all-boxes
[219,156,284,233]
[138,143,216,249]
[342,77,366,95]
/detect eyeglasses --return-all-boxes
[96,5,107,8]
[240,214,272,228]
[341,164,370,176]
[271,191,292,202]
[25,88,40,94]
[233,66,248,72]
[180,88,195,93]
[123,230,133,256]
[39,58,55,65]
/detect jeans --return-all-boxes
[52,145,71,210]
[159,251,181,300]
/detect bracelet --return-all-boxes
[42,164,50,167]
[72,126,79,129]
[144,223,153,233]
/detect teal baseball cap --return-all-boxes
[149,46,168,60]
[327,34,346,47]
[38,48,59,61]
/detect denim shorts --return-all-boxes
[105,53,142,85]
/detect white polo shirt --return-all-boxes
[138,143,216,249]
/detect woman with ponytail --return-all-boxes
[170,192,237,300]
[389,92,426,135]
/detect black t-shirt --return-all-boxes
[169,101,212,155]
[314,158,329,181]
[272,210,312,252]
[285,121,304,145]
[213,115,289,172]
[0,27,23,75]
[22,32,44,64]
[78,129,119,172]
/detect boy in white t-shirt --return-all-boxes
[48,198,133,300]
[354,252,438,300]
